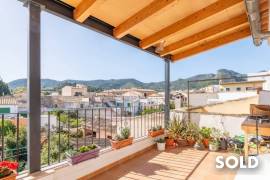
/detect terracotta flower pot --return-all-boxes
[176,139,188,147]
[166,138,175,147]
[148,129,165,137]
[203,138,209,147]
[66,146,101,165]
[110,137,133,150]
[0,171,16,180]
[187,139,195,146]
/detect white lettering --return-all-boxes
[216,156,224,169]
[225,156,239,169]
[248,156,259,168]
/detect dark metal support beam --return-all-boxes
[164,59,170,128]
[27,1,41,173]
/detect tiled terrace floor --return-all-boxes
[93,147,237,180]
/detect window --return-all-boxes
[226,88,230,92]
[236,87,241,91]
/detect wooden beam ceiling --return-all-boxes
[139,0,243,49]
[73,0,97,23]
[171,27,251,61]
[159,14,248,56]
[113,0,176,39]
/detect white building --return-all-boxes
[61,84,88,96]
[248,70,270,90]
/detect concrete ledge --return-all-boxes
[20,137,156,180]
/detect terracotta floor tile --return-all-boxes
[93,148,236,180]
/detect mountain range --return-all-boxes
[7,69,246,91]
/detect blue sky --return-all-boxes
[0,0,270,83]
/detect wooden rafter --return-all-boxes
[159,14,248,56]
[171,27,251,61]
[73,0,97,23]
[113,0,176,38]
[139,0,243,49]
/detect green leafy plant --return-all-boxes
[113,127,131,141]
[183,121,200,141]
[155,138,165,143]
[121,127,130,139]
[199,127,211,139]
[167,118,182,139]
[149,126,162,132]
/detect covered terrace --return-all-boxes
[15,0,270,179]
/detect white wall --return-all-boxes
[171,111,247,136]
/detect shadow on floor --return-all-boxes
[94,147,208,180]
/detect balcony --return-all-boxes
[1,107,268,179]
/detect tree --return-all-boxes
[1,121,27,172]
[41,133,70,165]
[0,80,11,96]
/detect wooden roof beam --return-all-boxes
[113,0,177,39]
[159,14,248,56]
[74,0,97,23]
[171,27,251,61]
[139,0,243,49]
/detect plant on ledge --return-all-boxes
[110,127,133,150]
[199,127,212,148]
[65,144,100,165]
[182,121,200,146]
[0,161,18,180]
[209,128,222,152]
[166,119,182,147]
[155,138,166,151]
[148,125,164,137]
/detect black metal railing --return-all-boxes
[0,105,165,171]
[0,112,28,172]
[42,105,165,166]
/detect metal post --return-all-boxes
[164,59,170,128]
[27,1,41,173]
[187,81,190,120]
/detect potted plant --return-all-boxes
[65,144,100,165]
[209,128,221,151]
[110,127,133,149]
[155,138,166,151]
[200,127,211,148]
[193,133,205,150]
[184,121,200,146]
[0,161,18,180]
[148,125,164,137]
[166,119,181,147]
[209,138,220,151]
[220,131,229,150]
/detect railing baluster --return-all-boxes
[98,109,101,146]
[76,110,79,151]
[84,109,87,146]
[48,111,51,165]
[129,107,131,132]
[104,108,107,148]
[67,110,70,151]
[58,112,61,163]
[120,107,122,129]
[91,109,94,144]
[141,105,143,137]
[1,114,4,161]
[133,106,138,138]
[115,107,117,139]
[111,108,113,140]
[16,113,19,162]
